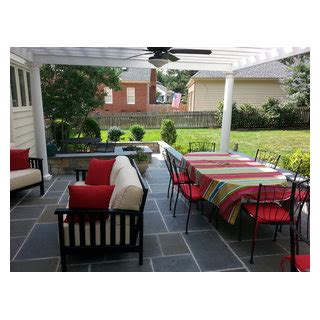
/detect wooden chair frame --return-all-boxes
[55,159,148,272]
[11,157,44,196]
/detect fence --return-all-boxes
[92,111,217,129]
[91,107,309,130]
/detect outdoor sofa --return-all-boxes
[10,144,44,196]
[55,156,148,271]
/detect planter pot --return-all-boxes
[136,161,149,174]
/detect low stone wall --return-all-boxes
[48,142,156,175]
[48,154,117,175]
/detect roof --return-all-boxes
[191,61,289,80]
[120,68,151,81]
[156,82,173,93]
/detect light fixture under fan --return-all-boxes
[128,47,212,68]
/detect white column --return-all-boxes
[30,64,52,180]
[220,73,234,153]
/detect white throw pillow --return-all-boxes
[110,156,131,185]
[109,166,143,211]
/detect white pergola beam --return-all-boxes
[32,54,233,71]
[233,47,310,71]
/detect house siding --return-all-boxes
[190,79,287,111]
[11,109,37,156]
[10,57,37,156]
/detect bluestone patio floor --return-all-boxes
[10,154,309,272]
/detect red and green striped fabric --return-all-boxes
[181,153,288,224]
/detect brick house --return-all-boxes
[96,68,157,114]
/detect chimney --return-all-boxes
[149,68,157,104]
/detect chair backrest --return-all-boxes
[255,149,281,169]
[171,159,193,196]
[189,142,216,153]
[293,159,304,181]
[253,184,293,222]
[289,179,310,271]
[163,148,174,177]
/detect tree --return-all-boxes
[157,69,197,101]
[41,65,121,139]
[281,53,310,107]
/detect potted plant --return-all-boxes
[133,147,149,174]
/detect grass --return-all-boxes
[101,128,310,158]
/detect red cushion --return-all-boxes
[68,185,115,209]
[180,184,202,201]
[242,203,290,223]
[295,255,310,272]
[85,158,115,185]
[295,190,310,202]
[172,172,190,184]
[280,255,310,272]
[10,149,30,171]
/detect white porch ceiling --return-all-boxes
[10,47,310,72]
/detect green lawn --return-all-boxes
[101,128,310,158]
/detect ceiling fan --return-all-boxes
[128,47,212,68]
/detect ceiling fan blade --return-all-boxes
[169,49,212,55]
[162,52,179,62]
[127,52,152,59]
[147,47,172,52]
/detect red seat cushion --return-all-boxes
[242,202,290,223]
[10,149,30,171]
[85,158,115,185]
[172,172,190,184]
[280,255,310,272]
[295,190,309,202]
[180,184,202,201]
[68,184,115,209]
[295,255,310,272]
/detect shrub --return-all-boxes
[133,147,148,163]
[82,117,101,138]
[281,149,310,177]
[129,124,145,141]
[160,119,177,145]
[174,144,189,155]
[216,101,239,127]
[51,120,71,148]
[107,126,124,142]
[238,103,265,128]
[261,97,282,126]
[278,101,300,125]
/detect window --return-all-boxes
[104,87,112,104]
[10,66,18,107]
[127,87,135,104]
[26,72,32,105]
[18,69,27,106]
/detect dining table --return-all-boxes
[180,152,288,224]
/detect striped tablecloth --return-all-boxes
[181,152,288,224]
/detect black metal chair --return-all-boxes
[55,159,148,271]
[171,159,203,233]
[238,183,297,264]
[162,149,190,210]
[280,179,310,271]
[254,149,281,169]
[282,160,309,233]
[189,142,216,153]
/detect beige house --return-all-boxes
[187,61,289,111]
[10,54,37,156]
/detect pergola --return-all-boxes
[10,47,310,179]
